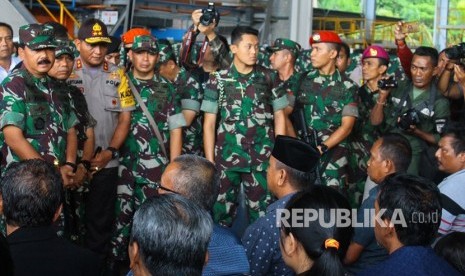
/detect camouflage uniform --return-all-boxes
[111,35,184,260]
[201,64,288,226]
[380,79,450,175]
[347,84,382,206]
[296,69,359,190]
[295,49,314,72]
[158,42,204,155]
[173,67,203,155]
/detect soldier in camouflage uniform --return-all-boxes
[48,37,97,243]
[295,49,314,73]
[110,35,183,262]
[295,31,359,191]
[0,24,78,184]
[267,38,303,136]
[201,26,288,226]
[347,45,390,206]
[157,41,203,155]
[71,18,135,262]
[0,24,78,234]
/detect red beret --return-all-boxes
[362,45,390,63]
[309,31,342,45]
[121,28,151,45]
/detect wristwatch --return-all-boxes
[107,147,119,159]
[319,143,329,154]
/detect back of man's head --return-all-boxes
[130,193,213,276]
[1,159,62,228]
[169,154,219,211]
[379,133,412,173]
[378,173,441,247]
[231,26,258,45]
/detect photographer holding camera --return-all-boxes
[347,45,391,204]
[370,46,450,176]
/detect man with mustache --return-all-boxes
[370,46,450,176]
[0,23,78,188]
[68,18,135,267]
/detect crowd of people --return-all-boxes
[0,7,465,276]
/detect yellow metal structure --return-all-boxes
[313,17,432,48]
[35,0,80,36]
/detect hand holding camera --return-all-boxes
[397,108,420,131]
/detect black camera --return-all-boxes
[444,42,465,60]
[398,108,420,130]
[377,76,398,89]
[200,2,220,26]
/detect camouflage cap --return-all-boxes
[121,28,151,47]
[78,18,111,44]
[55,39,77,58]
[266,38,302,57]
[19,24,57,50]
[157,41,175,64]
[131,35,159,54]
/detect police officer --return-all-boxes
[110,35,183,264]
[294,31,359,191]
[0,23,78,186]
[347,45,390,205]
[157,41,203,156]
[371,46,450,176]
[201,26,288,226]
[70,18,135,262]
[267,38,302,136]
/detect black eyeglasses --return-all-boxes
[154,182,179,194]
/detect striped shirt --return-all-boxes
[438,169,465,235]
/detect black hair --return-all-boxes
[377,173,441,246]
[414,46,439,67]
[130,194,213,276]
[339,42,350,60]
[281,186,353,276]
[434,232,465,274]
[170,154,220,211]
[1,159,63,227]
[231,26,258,45]
[44,21,68,39]
[274,159,315,191]
[443,122,465,155]
[378,133,412,173]
[0,22,13,37]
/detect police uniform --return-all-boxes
[295,31,359,191]
[201,63,288,226]
[69,18,135,257]
[111,35,182,261]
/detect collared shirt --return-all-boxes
[68,58,135,168]
[0,55,21,84]
[438,169,465,235]
[242,193,296,276]
[358,246,460,276]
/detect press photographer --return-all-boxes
[371,46,450,178]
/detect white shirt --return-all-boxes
[0,55,21,84]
